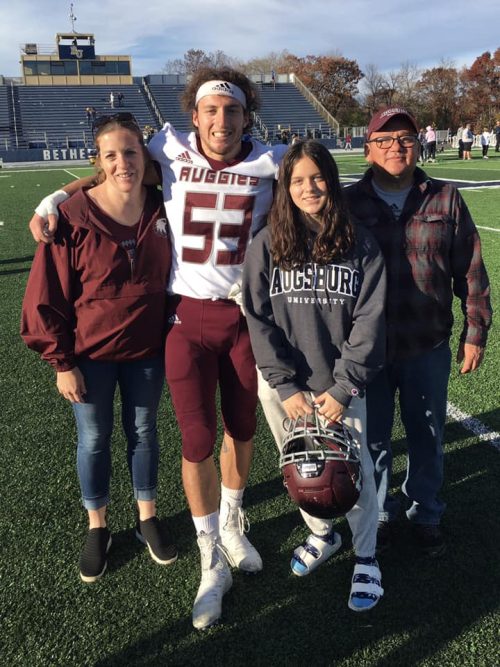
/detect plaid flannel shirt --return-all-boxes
[345,168,492,361]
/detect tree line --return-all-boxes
[163,48,500,131]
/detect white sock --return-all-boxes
[220,484,245,524]
[192,511,219,537]
[220,483,245,507]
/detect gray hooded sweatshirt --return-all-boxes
[242,225,386,407]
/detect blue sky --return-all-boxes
[0,0,497,78]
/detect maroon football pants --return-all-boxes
[165,295,258,462]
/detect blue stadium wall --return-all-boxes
[0,147,92,162]
[0,139,346,163]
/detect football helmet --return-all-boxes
[280,410,362,519]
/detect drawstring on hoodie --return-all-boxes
[125,247,136,278]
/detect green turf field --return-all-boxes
[0,154,499,666]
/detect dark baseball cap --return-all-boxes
[367,107,419,138]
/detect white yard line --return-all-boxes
[458,185,500,190]
[476,226,500,232]
[63,169,81,179]
[447,402,500,451]
[451,179,500,183]
[2,167,90,174]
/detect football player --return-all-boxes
[28,68,288,630]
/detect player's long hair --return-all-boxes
[182,67,260,133]
[270,140,355,269]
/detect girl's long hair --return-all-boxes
[270,140,355,269]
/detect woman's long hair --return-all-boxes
[270,140,354,269]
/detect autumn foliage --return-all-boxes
[163,48,500,130]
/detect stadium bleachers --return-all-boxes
[147,83,191,132]
[147,82,330,142]
[256,83,330,141]
[0,80,335,152]
[14,84,158,148]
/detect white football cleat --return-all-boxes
[192,532,232,630]
[220,503,263,573]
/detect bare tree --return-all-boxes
[242,50,294,77]
[162,49,237,75]
[162,58,187,75]
[360,63,391,113]
[391,61,421,110]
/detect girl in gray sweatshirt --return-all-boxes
[243,140,386,612]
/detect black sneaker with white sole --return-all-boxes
[136,516,178,565]
[79,527,112,583]
[412,523,446,558]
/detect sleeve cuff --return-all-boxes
[327,385,353,408]
[276,381,303,402]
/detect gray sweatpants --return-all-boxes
[257,370,378,557]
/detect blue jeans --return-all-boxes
[72,356,164,510]
[366,341,451,525]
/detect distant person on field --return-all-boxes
[425,125,436,162]
[494,120,500,152]
[480,128,491,159]
[344,133,352,150]
[21,114,177,584]
[345,106,492,558]
[456,123,464,159]
[462,123,474,160]
[417,128,426,163]
[109,91,115,109]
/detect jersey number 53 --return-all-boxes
[182,192,255,265]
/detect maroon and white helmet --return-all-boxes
[280,411,362,519]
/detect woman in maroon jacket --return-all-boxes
[21,114,177,582]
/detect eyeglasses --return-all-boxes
[93,112,139,130]
[366,135,419,149]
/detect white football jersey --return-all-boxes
[148,123,287,299]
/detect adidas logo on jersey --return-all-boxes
[168,314,182,325]
[176,151,193,164]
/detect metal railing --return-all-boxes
[10,82,19,149]
[270,123,334,142]
[291,74,340,134]
[251,112,270,143]
[142,78,164,127]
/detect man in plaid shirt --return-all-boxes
[346,107,492,557]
